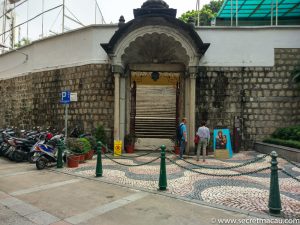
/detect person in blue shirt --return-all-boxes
[179,117,187,159]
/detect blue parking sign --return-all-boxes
[61,91,70,104]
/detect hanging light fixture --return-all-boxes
[151,71,159,81]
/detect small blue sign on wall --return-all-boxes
[60,91,70,104]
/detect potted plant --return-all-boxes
[84,136,97,160]
[124,133,136,153]
[66,138,88,163]
[65,138,82,168]
[79,138,91,162]
[170,135,180,155]
[93,125,108,153]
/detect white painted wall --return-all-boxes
[1,25,300,80]
[0,25,116,79]
[197,27,300,67]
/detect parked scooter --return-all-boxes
[0,128,50,162]
[13,137,40,162]
[28,132,52,163]
[0,129,16,157]
[34,134,65,170]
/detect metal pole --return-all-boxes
[271,0,273,26]
[158,145,167,191]
[268,151,282,215]
[275,0,278,26]
[235,0,238,26]
[231,0,233,26]
[196,0,200,26]
[57,140,63,168]
[64,104,68,143]
[96,141,103,177]
[62,0,65,33]
[26,0,28,39]
[41,0,44,37]
[2,0,7,46]
[94,0,97,24]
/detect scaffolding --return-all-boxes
[0,0,106,51]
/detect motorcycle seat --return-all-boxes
[14,138,35,145]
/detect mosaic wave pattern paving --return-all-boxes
[62,151,300,218]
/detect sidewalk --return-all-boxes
[0,157,283,225]
[60,151,300,219]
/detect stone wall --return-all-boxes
[1,48,299,148]
[0,64,114,141]
[196,48,300,149]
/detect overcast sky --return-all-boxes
[6,0,211,41]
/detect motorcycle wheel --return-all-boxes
[13,151,24,162]
[0,144,9,156]
[36,157,48,170]
[7,147,15,160]
[28,152,35,163]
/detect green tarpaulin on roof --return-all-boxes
[217,0,300,19]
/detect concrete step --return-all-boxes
[135,128,175,132]
[135,134,174,138]
[135,84,176,141]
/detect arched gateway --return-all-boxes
[101,0,210,153]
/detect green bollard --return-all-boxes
[158,145,167,191]
[268,151,282,216]
[57,140,63,169]
[95,141,103,177]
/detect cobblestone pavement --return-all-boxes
[61,151,300,219]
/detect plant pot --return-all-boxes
[78,154,85,163]
[174,146,180,155]
[84,150,94,160]
[67,155,80,168]
[125,145,134,154]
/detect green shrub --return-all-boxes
[85,136,97,150]
[271,125,300,141]
[79,138,91,154]
[263,138,300,149]
[93,125,107,144]
[66,138,85,154]
[124,133,136,146]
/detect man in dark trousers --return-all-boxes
[179,118,187,159]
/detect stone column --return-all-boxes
[119,74,126,151]
[184,73,190,153]
[112,65,124,141]
[114,73,120,140]
[189,72,196,154]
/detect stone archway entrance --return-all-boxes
[130,70,181,150]
[101,0,210,153]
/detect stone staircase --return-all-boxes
[135,85,176,139]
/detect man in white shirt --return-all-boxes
[196,121,210,162]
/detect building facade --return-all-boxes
[0,0,299,153]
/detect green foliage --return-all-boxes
[66,138,91,154]
[79,138,91,154]
[271,126,300,141]
[124,133,136,146]
[263,138,300,149]
[14,38,31,48]
[66,138,85,154]
[93,125,107,144]
[179,0,223,26]
[85,136,97,150]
